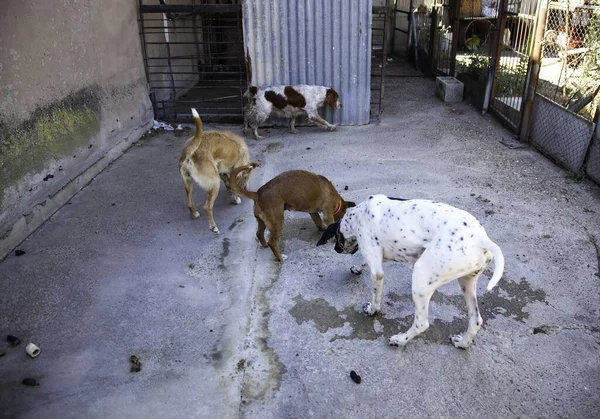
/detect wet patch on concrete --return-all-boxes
[532,325,561,335]
[203,327,227,369]
[289,297,349,333]
[482,276,547,322]
[589,234,600,278]
[289,296,409,341]
[228,217,245,231]
[388,276,547,323]
[288,277,547,344]
[207,347,223,363]
[385,275,546,323]
[264,141,283,154]
[240,261,287,404]
[218,238,230,270]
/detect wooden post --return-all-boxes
[519,0,550,142]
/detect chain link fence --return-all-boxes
[531,1,600,178]
[400,0,600,183]
[538,2,600,120]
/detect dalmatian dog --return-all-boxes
[317,195,505,349]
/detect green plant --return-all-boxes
[495,55,529,97]
[464,55,491,83]
[436,25,452,61]
[566,169,586,182]
[458,52,530,98]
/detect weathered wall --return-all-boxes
[0,0,154,260]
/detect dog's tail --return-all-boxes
[184,108,204,156]
[229,163,261,201]
[482,238,505,291]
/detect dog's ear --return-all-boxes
[244,86,258,99]
[317,221,339,246]
[325,88,340,108]
[344,201,356,209]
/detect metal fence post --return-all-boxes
[483,0,509,113]
[449,0,461,75]
[519,0,550,142]
[429,6,439,73]
[386,0,395,56]
[407,0,414,57]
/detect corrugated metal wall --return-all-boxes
[242,0,372,125]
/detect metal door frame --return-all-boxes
[139,1,246,122]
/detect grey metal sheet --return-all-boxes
[585,123,600,184]
[242,0,372,125]
[530,93,594,173]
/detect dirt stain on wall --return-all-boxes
[0,85,101,207]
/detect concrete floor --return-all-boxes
[1,64,599,418]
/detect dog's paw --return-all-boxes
[231,195,242,205]
[350,265,363,275]
[389,334,409,347]
[278,254,288,262]
[451,334,471,349]
[328,125,337,131]
[362,303,377,316]
[210,226,220,235]
[191,211,201,219]
[290,129,300,134]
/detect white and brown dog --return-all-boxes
[244,85,342,139]
[178,109,253,234]
[317,195,505,349]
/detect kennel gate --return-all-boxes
[139,1,386,123]
[139,1,247,122]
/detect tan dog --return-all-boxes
[229,164,355,261]
[178,109,252,234]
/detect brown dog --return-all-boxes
[230,164,355,261]
[178,109,253,234]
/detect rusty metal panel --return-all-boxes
[242,0,372,125]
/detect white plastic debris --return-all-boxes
[152,120,175,131]
[25,343,41,358]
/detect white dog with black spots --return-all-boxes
[317,194,505,349]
